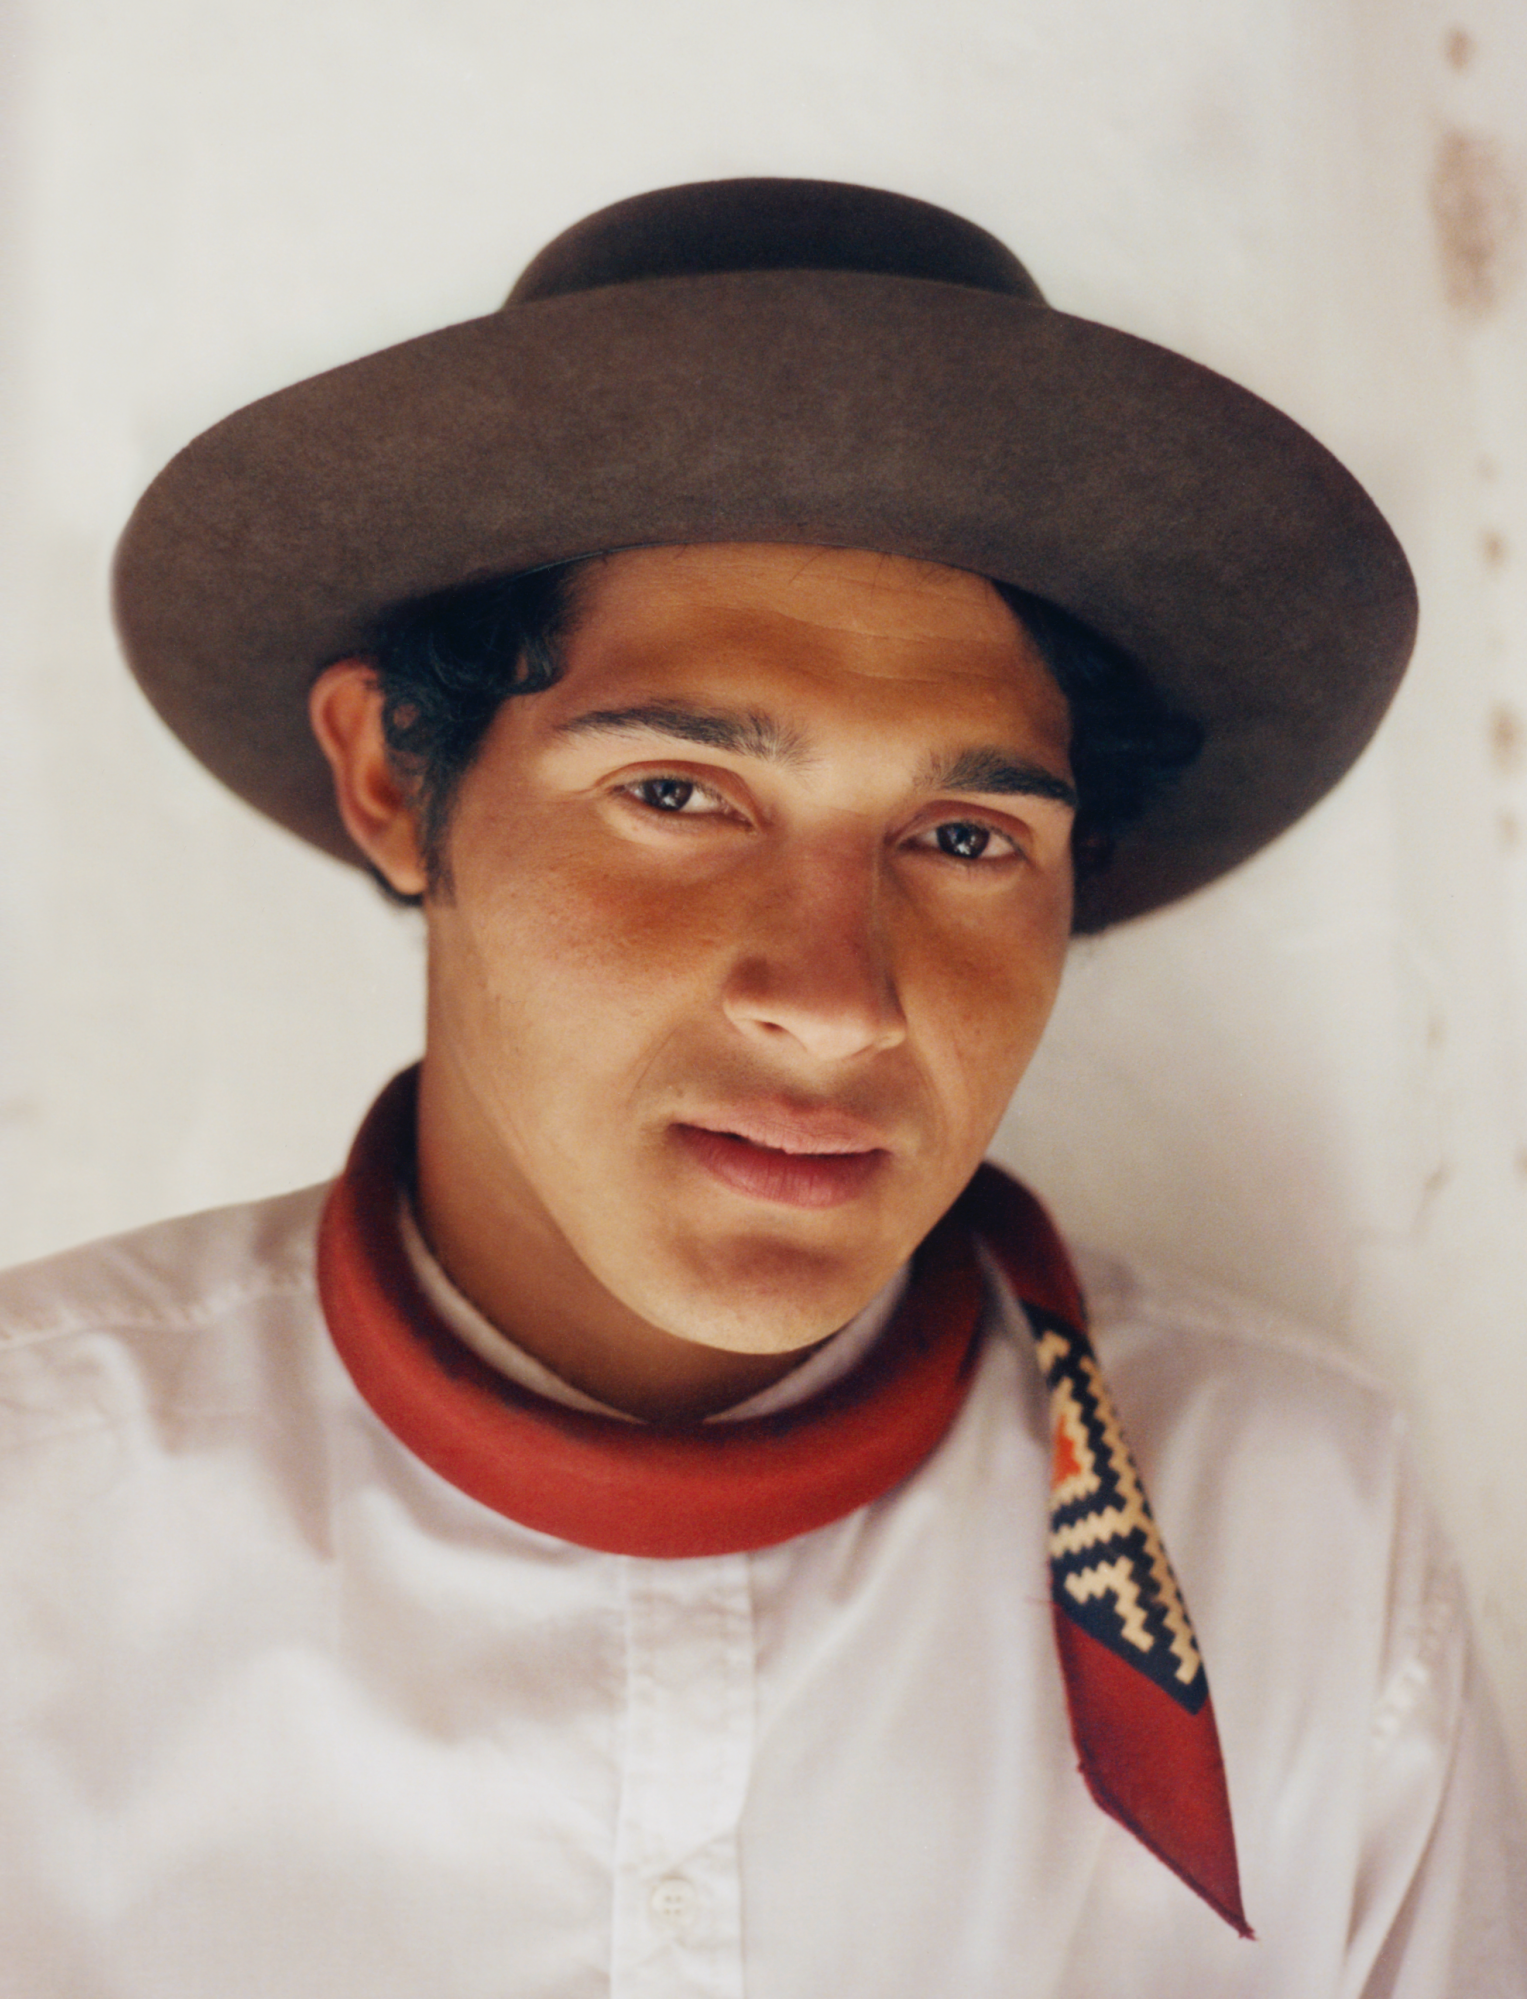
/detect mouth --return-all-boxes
[673,1107,892,1209]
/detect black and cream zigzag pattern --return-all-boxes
[1024,1307,1208,1714]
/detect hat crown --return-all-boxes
[506,177,1045,307]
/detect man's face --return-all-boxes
[415,543,1075,1358]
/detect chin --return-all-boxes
[636,1227,897,1357]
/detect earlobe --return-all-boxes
[308,660,429,898]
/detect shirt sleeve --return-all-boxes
[1346,1456,1527,1999]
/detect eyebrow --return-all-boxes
[922,746,1078,812]
[553,702,1078,811]
[553,703,809,767]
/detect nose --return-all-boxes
[720,840,907,1063]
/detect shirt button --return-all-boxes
[649,1875,701,1935]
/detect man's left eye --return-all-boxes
[629,777,713,813]
[918,820,1013,861]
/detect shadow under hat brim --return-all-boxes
[111,267,1417,932]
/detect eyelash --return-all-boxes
[915,821,1021,864]
[617,774,1023,863]
[623,775,735,818]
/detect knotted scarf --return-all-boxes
[318,1068,1248,1935]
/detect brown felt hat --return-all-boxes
[112,177,1417,931]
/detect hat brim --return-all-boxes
[111,269,1417,931]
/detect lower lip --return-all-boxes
[674,1125,887,1209]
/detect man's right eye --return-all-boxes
[634,777,700,812]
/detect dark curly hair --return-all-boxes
[362,558,1201,923]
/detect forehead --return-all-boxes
[547,543,1069,746]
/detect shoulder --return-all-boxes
[1064,1247,1426,1647]
[0,1183,329,1336]
[1058,1247,1460,1749]
[1061,1254,1527,1983]
[0,1186,331,1448]
[1073,1244,1409,1486]
[979,1233,1425,1631]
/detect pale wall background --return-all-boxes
[2,0,1524,1794]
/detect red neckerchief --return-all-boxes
[318,1068,1249,1937]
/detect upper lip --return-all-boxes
[679,1100,896,1156]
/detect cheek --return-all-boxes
[437,833,731,1054]
[907,900,1069,1131]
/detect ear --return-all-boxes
[308,660,429,898]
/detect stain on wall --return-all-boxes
[1491,702,1524,774]
[1431,128,1522,316]
[1445,25,1475,70]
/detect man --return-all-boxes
[1,179,1521,1994]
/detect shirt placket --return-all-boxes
[610,1551,755,1999]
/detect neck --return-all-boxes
[413,1054,827,1424]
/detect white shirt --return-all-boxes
[0,1181,1521,1997]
